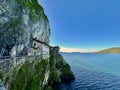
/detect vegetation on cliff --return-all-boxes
[16,0,48,22]
[49,53,75,86]
[9,53,75,90]
[97,47,120,54]
[0,0,74,89]
[0,71,4,81]
[10,58,51,90]
[61,64,75,81]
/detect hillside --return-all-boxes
[97,47,120,54]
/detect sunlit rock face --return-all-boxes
[0,0,50,56]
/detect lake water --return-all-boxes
[61,53,120,90]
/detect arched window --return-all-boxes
[34,43,36,47]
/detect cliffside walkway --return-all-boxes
[0,54,48,73]
[0,54,49,90]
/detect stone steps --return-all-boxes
[0,80,6,90]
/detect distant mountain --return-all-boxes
[97,47,120,54]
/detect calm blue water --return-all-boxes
[61,53,120,90]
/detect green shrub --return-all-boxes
[49,55,56,71]
[56,54,66,69]
[11,59,50,90]
[0,71,4,80]
[49,70,60,83]
[61,64,75,81]
[43,84,52,90]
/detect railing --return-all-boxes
[0,54,50,72]
[0,59,11,72]
[0,56,11,60]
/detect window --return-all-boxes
[34,43,36,47]
[34,52,36,55]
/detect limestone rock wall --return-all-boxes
[0,0,50,56]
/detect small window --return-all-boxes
[34,52,36,55]
[34,43,36,47]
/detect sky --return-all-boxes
[39,0,120,52]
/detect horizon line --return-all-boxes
[60,47,101,53]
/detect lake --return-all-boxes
[60,53,120,90]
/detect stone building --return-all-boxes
[9,38,60,60]
[50,46,60,55]
[28,38,50,59]
[50,46,60,61]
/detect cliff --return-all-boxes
[7,48,74,90]
[0,0,50,57]
[8,54,74,90]
[0,0,74,90]
[97,47,120,54]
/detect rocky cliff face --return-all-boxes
[0,0,50,56]
[0,1,75,89]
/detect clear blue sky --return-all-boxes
[39,0,120,50]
